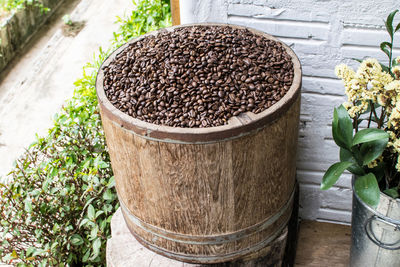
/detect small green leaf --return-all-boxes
[79,218,90,228]
[90,226,99,240]
[24,199,33,213]
[90,237,101,261]
[88,204,95,220]
[26,247,36,257]
[396,22,400,32]
[385,10,399,39]
[352,128,389,146]
[103,189,113,200]
[355,173,380,208]
[51,241,59,250]
[360,138,388,165]
[332,105,353,149]
[383,188,399,199]
[82,249,91,262]
[82,158,91,169]
[95,210,104,218]
[380,42,391,58]
[107,176,115,189]
[70,234,84,246]
[321,161,353,190]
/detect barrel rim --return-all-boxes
[96,23,302,143]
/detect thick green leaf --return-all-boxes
[396,22,400,32]
[385,10,399,39]
[339,148,365,175]
[383,188,399,199]
[332,105,353,149]
[355,173,380,208]
[360,138,388,165]
[321,161,353,190]
[352,128,389,146]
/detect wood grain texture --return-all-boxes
[100,97,299,263]
[294,221,351,267]
[97,24,302,263]
[171,0,180,26]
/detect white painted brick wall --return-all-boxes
[181,0,400,224]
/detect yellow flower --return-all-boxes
[388,107,400,129]
[378,80,400,108]
[367,155,383,169]
[343,102,352,110]
[392,66,400,79]
[357,58,382,81]
[347,101,368,118]
[392,138,400,153]
[335,64,355,82]
[367,160,378,168]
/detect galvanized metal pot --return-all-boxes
[350,177,400,267]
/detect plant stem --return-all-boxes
[371,102,380,128]
[379,106,386,129]
[389,39,393,71]
[367,101,373,128]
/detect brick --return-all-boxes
[228,16,329,40]
[317,208,352,224]
[228,3,330,23]
[299,184,352,223]
[302,76,344,96]
[297,170,352,189]
[341,45,400,63]
[341,28,393,48]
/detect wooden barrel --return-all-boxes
[96,23,302,264]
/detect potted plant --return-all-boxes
[321,10,400,267]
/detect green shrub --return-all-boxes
[0,0,171,265]
[0,0,49,13]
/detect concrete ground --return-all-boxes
[0,0,133,178]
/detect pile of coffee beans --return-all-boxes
[102,25,294,128]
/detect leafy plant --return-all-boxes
[113,0,171,45]
[321,10,400,207]
[1,0,49,14]
[0,0,171,265]
[62,14,72,26]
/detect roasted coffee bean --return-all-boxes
[103,25,294,128]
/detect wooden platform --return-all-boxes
[295,220,351,266]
